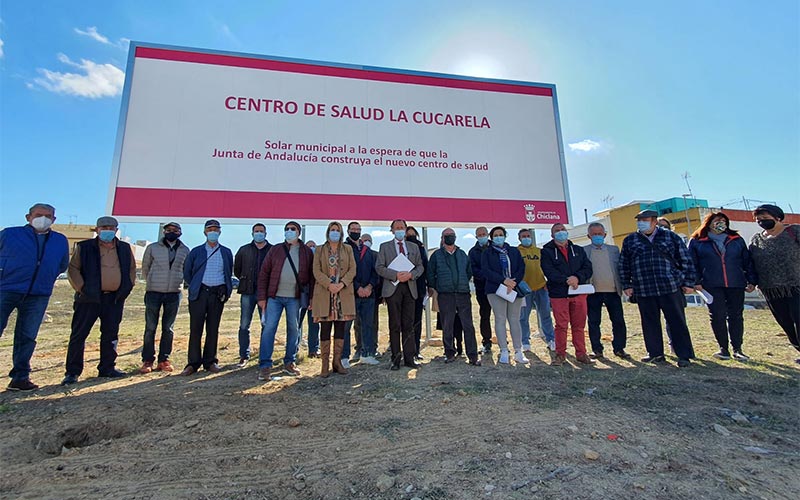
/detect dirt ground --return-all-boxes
[0,281,798,499]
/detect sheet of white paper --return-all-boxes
[568,284,596,295]
[495,283,518,302]
[389,253,415,286]
[696,289,714,304]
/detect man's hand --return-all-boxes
[566,276,579,289]
[694,285,704,291]
[623,288,633,297]
[397,271,412,282]
[258,300,266,310]
[682,286,694,294]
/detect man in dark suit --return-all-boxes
[375,219,425,370]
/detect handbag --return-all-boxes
[515,280,533,297]
[283,245,310,309]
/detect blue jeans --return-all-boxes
[238,293,263,360]
[299,307,320,354]
[520,287,555,344]
[259,296,300,368]
[345,297,376,358]
[0,292,50,382]
[142,291,181,362]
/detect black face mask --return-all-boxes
[349,231,361,241]
[164,232,180,242]
[443,235,457,246]
[758,219,776,230]
[406,235,418,243]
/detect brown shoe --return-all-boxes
[139,361,154,374]
[258,367,272,381]
[552,354,566,366]
[320,340,331,378]
[332,339,348,375]
[284,362,301,376]
[576,353,594,365]
[206,363,222,373]
[156,361,174,372]
[180,366,197,376]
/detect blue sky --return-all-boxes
[1,0,798,248]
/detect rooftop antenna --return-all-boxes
[681,171,695,202]
[601,195,614,208]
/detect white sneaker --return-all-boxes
[361,356,380,365]
[514,351,530,364]
[534,332,545,340]
[341,358,351,369]
[499,350,510,364]
[522,344,532,352]
[548,340,556,351]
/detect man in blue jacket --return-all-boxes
[344,222,381,366]
[0,203,69,391]
[468,226,493,353]
[181,220,234,375]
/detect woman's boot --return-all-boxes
[333,339,348,374]
[320,340,331,378]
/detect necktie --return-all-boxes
[398,241,405,255]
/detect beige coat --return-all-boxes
[312,242,356,318]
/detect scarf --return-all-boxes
[492,243,511,278]
[707,231,727,254]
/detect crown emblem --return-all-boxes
[524,204,535,211]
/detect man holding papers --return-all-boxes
[541,223,594,366]
[375,219,425,370]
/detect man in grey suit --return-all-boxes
[584,222,630,359]
[375,219,425,370]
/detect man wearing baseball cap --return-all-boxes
[138,222,190,374]
[62,216,137,385]
[181,220,234,375]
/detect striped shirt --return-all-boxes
[618,228,696,297]
[202,243,225,286]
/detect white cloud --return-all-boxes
[0,38,4,58]
[462,234,476,240]
[32,53,124,98]
[568,139,601,152]
[371,230,393,238]
[74,26,110,45]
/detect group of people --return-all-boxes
[1,203,798,391]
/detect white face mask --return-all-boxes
[31,216,53,231]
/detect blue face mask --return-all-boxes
[394,230,406,241]
[309,246,316,253]
[492,235,505,246]
[520,237,533,247]
[363,240,372,249]
[329,230,341,242]
[285,229,298,241]
[477,236,489,246]
[98,230,116,242]
[206,231,220,243]
[637,221,652,232]
[554,230,569,243]
[591,235,605,246]
[253,232,266,243]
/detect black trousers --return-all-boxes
[475,290,493,348]
[636,290,695,360]
[436,312,463,353]
[706,287,745,351]
[66,294,125,376]
[587,292,627,353]
[765,290,800,352]
[320,321,346,341]
[439,293,478,360]
[386,283,416,363]
[187,286,226,370]
[413,295,424,354]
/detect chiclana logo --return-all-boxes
[524,204,536,222]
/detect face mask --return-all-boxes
[520,237,533,247]
[31,216,53,231]
[637,221,652,232]
[711,222,727,234]
[590,235,605,246]
[554,230,569,243]
[98,230,116,242]
[206,231,220,243]
[443,234,457,246]
[492,236,505,246]
[309,246,316,253]
[164,232,180,242]
[757,219,776,230]
[329,230,341,242]
[363,240,372,249]
[285,229,298,241]
[348,231,361,241]
[394,230,406,241]
[477,236,489,246]
[253,232,266,243]
[406,235,418,243]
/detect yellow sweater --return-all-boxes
[518,245,547,290]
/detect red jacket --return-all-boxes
[257,242,315,301]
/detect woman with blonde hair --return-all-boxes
[313,222,356,376]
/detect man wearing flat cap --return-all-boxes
[138,221,190,374]
[62,216,137,385]
[181,220,234,375]
[619,209,697,367]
